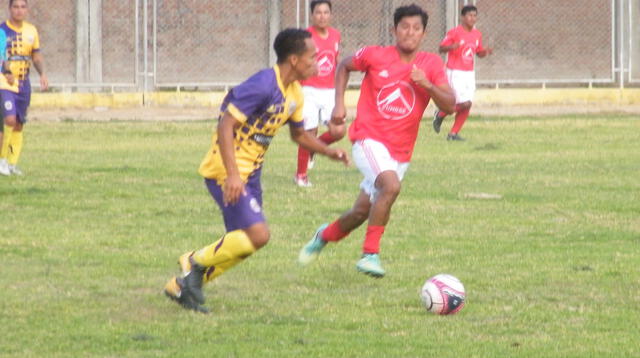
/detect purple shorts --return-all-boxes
[205,169,265,232]
[1,88,31,124]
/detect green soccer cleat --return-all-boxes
[164,276,209,314]
[356,254,386,278]
[298,223,328,265]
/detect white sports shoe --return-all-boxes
[8,164,22,176]
[294,174,312,188]
[0,159,10,176]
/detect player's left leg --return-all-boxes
[6,90,30,174]
[0,90,17,176]
[447,101,471,141]
[353,139,409,277]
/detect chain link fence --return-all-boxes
[0,0,636,91]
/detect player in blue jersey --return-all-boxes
[163,28,350,313]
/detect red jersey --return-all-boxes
[300,26,340,89]
[440,25,484,71]
[349,46,448,162]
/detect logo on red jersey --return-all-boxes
[316,50,336,77]
[376,81,415,120]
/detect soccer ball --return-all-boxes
[420,274,465,315]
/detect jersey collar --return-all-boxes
[273,65,286,95]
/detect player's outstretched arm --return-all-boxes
[218,112,245,205]
[290,125,350,166]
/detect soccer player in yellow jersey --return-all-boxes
[0,0,48,176]
[163,28,350,313]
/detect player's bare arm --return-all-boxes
[438,43,460,53]
[477,47,493,58]
[217,111,245,205]
[32,51,48,91]
[410,65,455,114]
[330,55,357,126]
[290,125,350,165]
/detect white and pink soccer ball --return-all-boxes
[420,274,466,315]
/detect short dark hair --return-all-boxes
[393,4,428,30]
[9,0,27,6]
[274,28,312,64]
[461,5,477,16]
[310,0,331,13]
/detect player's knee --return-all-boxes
[248,228,270,249]
[377,174,402,199]
[4,116,17,127]
[460,101,472,110]
[382,181,401,199]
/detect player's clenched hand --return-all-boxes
[326,147,350,166]
[223,173,245,206]
[331,103,347,125]
[411,65,432,90]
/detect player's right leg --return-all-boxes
[299,190,371,266]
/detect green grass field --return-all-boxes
[1,115,639,357]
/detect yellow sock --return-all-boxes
[192,229,256,283]
[0,124,12,159]
[7,129,23,165]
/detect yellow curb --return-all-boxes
[29,88,640,109]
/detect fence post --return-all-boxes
[445,0,457,32]
[268,0,280,66]
[76,0,89,84]
[89,0,102,83]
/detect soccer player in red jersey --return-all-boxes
[294,0,344,187]
[298,4,455,277]
[432,5,492,141]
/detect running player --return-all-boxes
[164,28,350,313]
[0,0,49,176]
[432,5,492,141]
[294,0,344,187]
[298,4,455,277]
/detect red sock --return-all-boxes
[437,110,447,119]
[318,131,337,145]
[321,220,349,242]
[450,107,470,134]
[363,225,385,254]
[296,145,310,176]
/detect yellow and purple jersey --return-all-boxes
[0,20,40,93]
[199,65,305,184]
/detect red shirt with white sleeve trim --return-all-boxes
[440,25,484,71]
[300,26,340,89]
[348,46,448,162]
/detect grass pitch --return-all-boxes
[1,115,638,357]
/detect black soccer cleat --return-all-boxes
[181,259,206,305]
[164,276,210,314]
[446,133,465,141]
[432,110,444,134]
